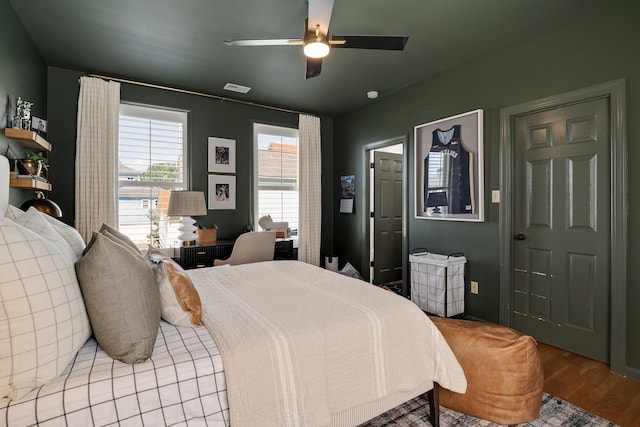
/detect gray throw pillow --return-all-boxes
[75,233,161,363]
[99,223,142,255]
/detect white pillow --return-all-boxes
[42,214,86,261]
[5,205,85,262]
[13,207,76,265]
[4,205,24,220]
[148,254,202,327]
[0,216,91,400]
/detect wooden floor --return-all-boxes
[539,342,640,426]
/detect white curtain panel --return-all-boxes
[298,114,322,265]
[74,77,121,243]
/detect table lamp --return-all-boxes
[167,190,207,246]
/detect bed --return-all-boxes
[0,154,466,426]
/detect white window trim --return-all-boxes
[119,103,189,190]
[253,122,299,230]
[118,103,189,248]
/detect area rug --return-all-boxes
[361,392,618,426]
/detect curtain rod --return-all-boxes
[88,73,307,115]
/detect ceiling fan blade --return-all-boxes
[224,39,302,47]
[307,0,335,33]
[330,35,408,50]
[306,58,323,79]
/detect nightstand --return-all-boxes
[176,238,296,269]
[274,238,295,260]
[177,240,235,269]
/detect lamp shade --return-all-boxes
[167,191,207,217]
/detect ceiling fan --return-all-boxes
[223,0,408,79]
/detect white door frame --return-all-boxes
[361,136,407,291]
[499,79,629,377]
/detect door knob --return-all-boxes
[515,232,526,241]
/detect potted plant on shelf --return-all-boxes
[17,152,49,178]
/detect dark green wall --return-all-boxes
[46,67,334,258]
[334,1,640,374]
[0,0,47,207]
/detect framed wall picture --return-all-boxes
[208,137,236,174]
[414,109,484,222]
[208,174,236,210]
[340,174,355,213]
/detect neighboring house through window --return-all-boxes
[253,123,298,237]
[118,103,188,248]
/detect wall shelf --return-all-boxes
[3,127,53,190]
[9,177,52,191]
[2,128,52,152]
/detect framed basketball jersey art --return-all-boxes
[414,109,484,222]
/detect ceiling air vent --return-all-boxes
[223,83,251,94]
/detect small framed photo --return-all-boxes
[208,174,236,210]
[31,116,47,135]
[340,175,355,213]
[208,137,236,174]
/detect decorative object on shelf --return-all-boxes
[15,158,40,177]
[13,97,34,130]
[6,95,13,128]
[269,222,289,238]
[196,225,218,245]
[30,116,47,136]
[208,137,236,174]
[414,109,485,222]
[16,152,49,177]
[20,191,62,218]
[257,215,289,238]
[258,214,273,231]
[167,190,207,246]
[208,174,236,210]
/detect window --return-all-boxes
[118,104,188,248]
[253,123,298,236]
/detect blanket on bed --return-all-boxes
[189,261,466,427]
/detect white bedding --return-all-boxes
[0,256,465,426]
[190,261,467,427]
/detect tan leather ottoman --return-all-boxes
[430,316,544,424]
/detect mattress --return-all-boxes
[0,322,229,426]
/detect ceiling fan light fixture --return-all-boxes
[304,27,330,58]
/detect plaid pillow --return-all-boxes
[0,216,91,401]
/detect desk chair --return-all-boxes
[213,231,276,266]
